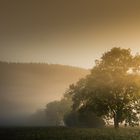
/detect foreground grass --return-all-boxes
[0,127,140,140]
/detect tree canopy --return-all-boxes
[67,47,140,128]
[45,98,72,126]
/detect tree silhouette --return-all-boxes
[68,47,140,128]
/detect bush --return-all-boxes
[64,110,105,128]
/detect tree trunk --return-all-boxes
[114,114,119,128]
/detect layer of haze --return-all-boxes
[0,62,89,125]
[0,0,140,68]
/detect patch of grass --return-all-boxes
[0,127,140,140]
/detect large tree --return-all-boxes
[68,47,140,128]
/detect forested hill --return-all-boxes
[0,62,89,117]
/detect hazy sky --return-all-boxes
[1,0,140,68]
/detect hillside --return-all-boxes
[0,62,89,120]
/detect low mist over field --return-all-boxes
[0,62,89,125]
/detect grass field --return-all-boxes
[0,127,140,140]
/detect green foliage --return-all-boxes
[27,98,72,126]
[67,47,140,128]
[64,110,105,128]
[45,98,72,126]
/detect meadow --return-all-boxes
[0,127,140,140]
